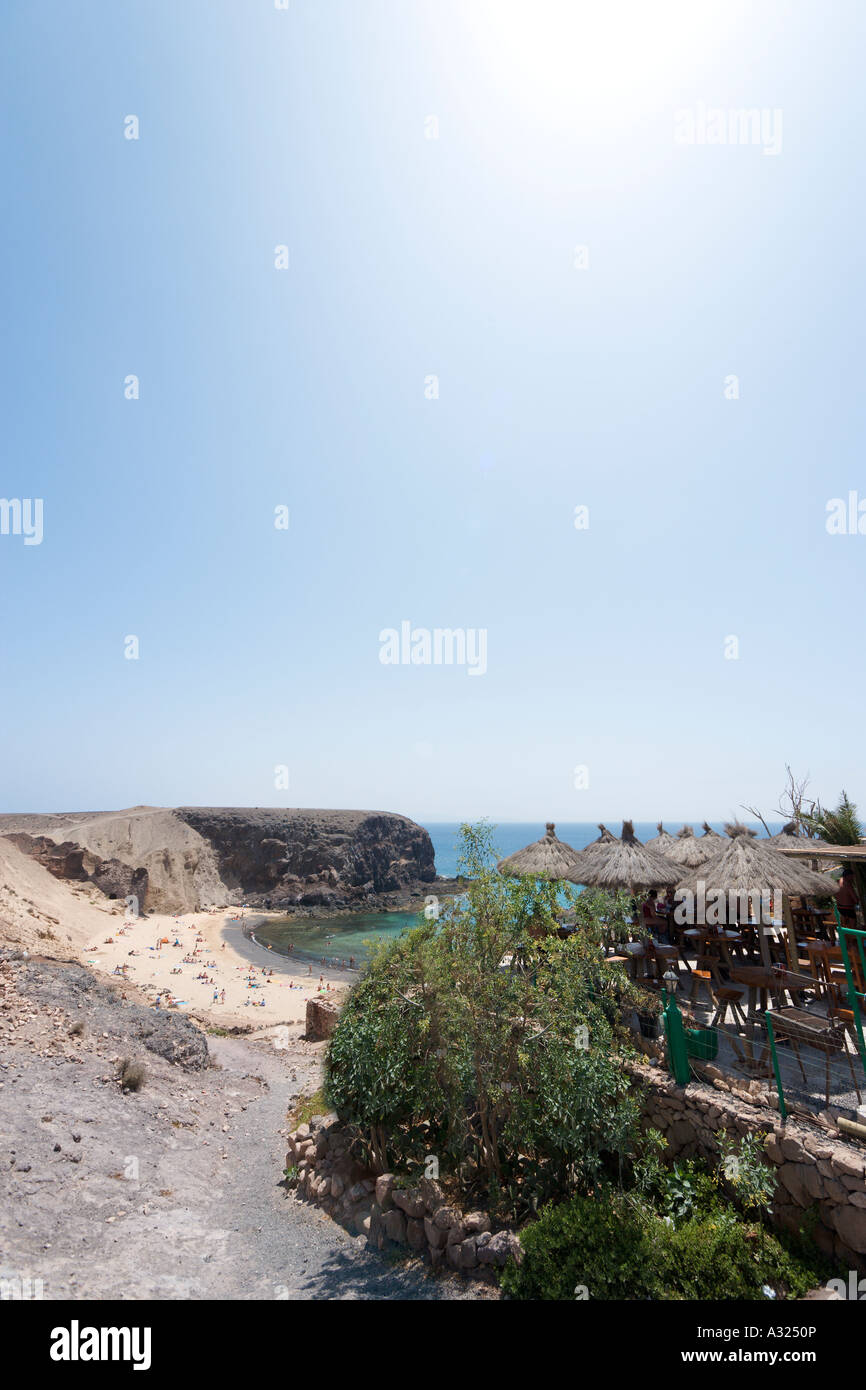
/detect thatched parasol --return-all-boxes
[645,821,677,855]
[700,821,723,842]
[664,825,717,869]
[674,823,833,963]
[675,824,832,899]
[497,823,583,880]
[766,821,830,852]
[569,820,682,892]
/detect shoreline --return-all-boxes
[79,904,357,1032]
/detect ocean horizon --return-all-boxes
[421,820,786,880]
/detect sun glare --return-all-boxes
[461,0,748,124]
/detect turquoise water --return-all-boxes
[254,908,423,963]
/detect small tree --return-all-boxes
[325,822,642,1217]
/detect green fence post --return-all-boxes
[663,992,690,1087]
[764,1010,787,1121]
[836,913,866,1082]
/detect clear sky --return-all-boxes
[1,0,863,823]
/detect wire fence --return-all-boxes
[657,969,866,1119]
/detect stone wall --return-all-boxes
[285,1113,521,1278]
[304,997,340,1041]
[634,1057,866,1269]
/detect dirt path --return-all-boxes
[0,952,486,1301]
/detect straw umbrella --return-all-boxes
[645,821,678,855]
[497,823,583,880]
[766,821,830,852]
[674,823,832,966]
[569,820,682,893]
[700,821,723,844]
[664,825,717,870]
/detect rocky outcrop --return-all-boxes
[0,805,435,915]
[5,834,149,907]
[175,807,435,909]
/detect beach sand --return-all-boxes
[0,835,356,1030]
[80,906,357,1029]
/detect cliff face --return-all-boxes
[175,807,436,908]
[0,806,436,914]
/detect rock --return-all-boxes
[778,1162,822,1207]
[406,1217,426,1251]
[446,1241,463,1270]
[432,1205,461,1231]
[392,1187,426,1219]
[831,1203,866,1254]
[464,1211,491,1234]
[831,1150,865,1180]
[375,1173,395,1211]
[330,1174,345,1199]
[382,1209,407,1244]
[446,1221,467,1247]
[424,1215,448,1249]
[419,1176,445,1211]
[780,1136,807,1163]
[459,1236,478,1269]
[476,1230,521,1267]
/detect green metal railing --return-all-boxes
[836,904,866,1081]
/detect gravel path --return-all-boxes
[0,953,488,1301]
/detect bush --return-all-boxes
[325,823,642,1214]
[118,1058,147,1092]
[501,1191,826,1301]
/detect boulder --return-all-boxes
[459,1236,478,1269]
[463,1211,491,1235]
[406,1218,426,1251]
[424,1216,448,1250]
[392,1187,426,1220]
[419,1176,445,1211]
[476,1230,521,1267]
[375,1174,396,1211]
[382,1209,407,1244]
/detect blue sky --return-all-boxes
[1,0,863,823]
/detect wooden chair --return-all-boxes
[687,955,720,1009]
[770,1007,862,1108]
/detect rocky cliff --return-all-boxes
[175,807,436,909]
[0,806,436,914]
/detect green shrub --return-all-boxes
[501,1191,826,1301]
[325,822,642,1213]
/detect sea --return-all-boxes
[252,819,782,965]
[424,821,779,879]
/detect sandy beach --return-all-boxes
[79,905,357,1031]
